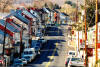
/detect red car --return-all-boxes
[0,56,4,66]
[65,58,70,67]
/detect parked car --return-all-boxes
[13,59,24,67]
[36,42,41,49]
[31,40,40,54]
[68,57,85,67]
[21,58,27,65]
[0,56,4,66]
[68,51,76,57]
[28,48,37,59]
[34,46,40,54]
[22,51,28,57]
[22,48,36,60]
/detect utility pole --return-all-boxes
[3,20,7,56]
[81,9,85,62]
[78,31,79,52]
[95,0,98,67]
[76,0,78,23]
[84,0,88,67]
[20,25,23,58]
[28,19,32,48]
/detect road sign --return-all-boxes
[87,48,93,57]
[97,43,100,48]
[72,31,74,34]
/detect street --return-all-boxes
[26,25,75,67]
[0,0,99,66]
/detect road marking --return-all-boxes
[45,43,58,67]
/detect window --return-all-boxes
[71,58,80,61]
[24,51,28,54]
[24,56,30,59]
[15,60,22,63]
[28,51,33,54]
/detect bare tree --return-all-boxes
[0,0,13,12]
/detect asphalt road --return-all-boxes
[26,24,75,67]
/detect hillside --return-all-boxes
[33,0,54,8]
[49,0,66,6]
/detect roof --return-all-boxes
[43,7,51,13]
[29,9,41,22]
[6,9,30,25]
[53,10,59,13]
[46,8,51,12]
[0,29,10,44]
[14,9,30,24]
[0,20,19,33]
[60,12,69,16]
[12,16,28,29]
[40,9,48,14]
[0,20,14,37]
[6,20,21,31]
[22,9,37,21]
[4,11,16,19]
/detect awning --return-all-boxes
[23,9,37,19]
[12,16,28,29]
[14,10,30,24]
[0,22,13,37]
[0,20,19,33]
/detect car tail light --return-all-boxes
[65,61,67,64]
[84,63,86,66]
[2,61,4,64]
[69,61,72,64]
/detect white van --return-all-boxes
[22,48,36,61]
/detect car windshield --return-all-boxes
[40,39,44,40]
[22,59,25,61]
[67,58,70,61]
[28,51,33,54]
[15,60,22,63]
[24,51,28,54]
[35,47,39,49]
[66,58,70,62]
[36,33,42,37]
[71,58,81,61]
[36,44,40,46]
[24,56,30,59]
[69,52,75,55]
